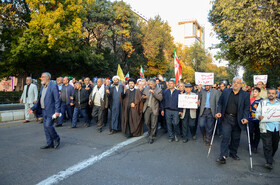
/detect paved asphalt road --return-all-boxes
[0,120,279,185]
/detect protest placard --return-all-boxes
[195,72,214,85]
[261,105,280,122]
[254,75,268,85]
[178,94,198,109]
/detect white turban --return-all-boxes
[112,76,120,81]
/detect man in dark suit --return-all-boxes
[216,77,250,164]
[29,72,61,149]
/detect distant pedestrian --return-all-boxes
[20,77,38,123]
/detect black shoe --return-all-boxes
[229,153,240,160]
[54,140,60,149]
[98,128,102,133]
[216,156,226,164]
[70,126,77,128]
[252,148,258,153]
[55,124,62,127]
[149,139,154,144]
[205,141,210,146]
[40,145,54,149]
[265,163,273,170]
[182,139,188,143]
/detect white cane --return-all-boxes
[207,119,218,158]
[246,123,253,171]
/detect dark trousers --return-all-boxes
[72,107,89,127]
[199,108,215,143]
[182,109,196,140]
[58,102,73,125]
[92,105,104,129]
[249,120,260,149]
[144,107,158,139]
[103,108,108,126]
[261,129,279,165]
[220,114,241,157]
[165,109,180,139]
[42,110,60,146]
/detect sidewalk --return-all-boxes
[0,103,32,122]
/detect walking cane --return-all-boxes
[246,123,253,171]
[207,119,218,158]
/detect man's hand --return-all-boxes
[149,89,154,94]
[179,112,183,116]
[70,103,74,106]
[33,100,37,104]
[241,118,248,124]
[20,100,23,104]
[70,96,73,100]
[131,103,135,108]
[215,113,222,118]
[89,100,92,105]
[54,112,60,117]
[142,95,147,99]
[161,111,164,116]
[196,100,200,105]
[198,84,202,92]
[106,89,110,94]
[259,116,264,120]
[28,109,33,114]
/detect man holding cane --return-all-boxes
[216,77,250,164]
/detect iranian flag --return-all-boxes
[174,49,182,84]
[140,65,145,78]
[125,72,130,80]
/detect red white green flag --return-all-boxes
[140,65,145,78]
[125,72,130,80]
[174,49,182,84]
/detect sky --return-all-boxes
[121,0,227,66]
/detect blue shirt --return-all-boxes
[265,99,280,132]
[205,89,211,108]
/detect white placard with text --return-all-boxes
[254,75,268,85]
[261,105,280,122]
[178,94,198,109]
[195,72,214,85]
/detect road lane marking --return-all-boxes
[36,135,145,185]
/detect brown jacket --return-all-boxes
[142,86,162,116]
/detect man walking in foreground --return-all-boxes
[216,77,250,164]
[29,72,61,149]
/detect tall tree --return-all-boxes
[209,0,280,85]
[141,15,175,77]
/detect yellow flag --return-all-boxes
[117,64,125,81]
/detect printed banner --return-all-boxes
[195,72,214,85]
[178,94,198,109]
[254,75,268,85]
[261,105,280,122]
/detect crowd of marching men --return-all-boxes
[21,73,280,170]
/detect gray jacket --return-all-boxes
[198,88,221,117]
[142,86,163,116]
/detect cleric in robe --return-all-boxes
[121,78,143,138]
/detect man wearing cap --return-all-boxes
[180,83,199,142]
[121,78,143,138]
